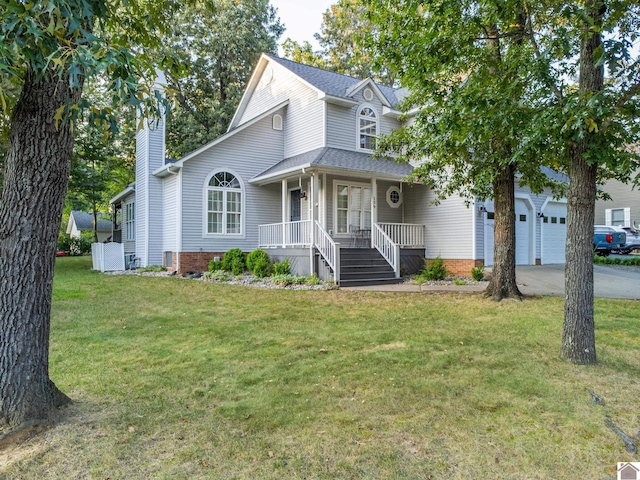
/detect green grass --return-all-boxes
[4,256,640,479]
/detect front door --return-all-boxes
[290,189,302,222]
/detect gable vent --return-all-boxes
[273,114,283,131]
[363,88,374,101]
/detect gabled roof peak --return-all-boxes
[265,54,402,108]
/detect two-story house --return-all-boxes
[111,54,570,285]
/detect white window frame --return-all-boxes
[203,169,245,238]
[124,202,135,241]
[605,207,630,227]
[386,186,402,208]
[333,180,372,236]
[356,103,378,152]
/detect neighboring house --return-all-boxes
[111,54,569,285]
[67,210,112,242]
[595,178,640,229]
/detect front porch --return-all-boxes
[258,220,426,285]
[249,147,426,285]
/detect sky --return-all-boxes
[270,0,336,52]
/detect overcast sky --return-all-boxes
[270,0,335,53]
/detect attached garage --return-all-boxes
[541,201,567,264]
[483,198,534,267]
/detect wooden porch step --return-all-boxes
[339,277,404,288]
[339,248,398,287]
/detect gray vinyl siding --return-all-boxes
[326,103,354,151]
[403,184,474,259]
[136,116,165,266]
[376,180,404,223]
[162,174,178,252]
[135,128,148,264]
[326,92,401,152]
[239,63,324,158]
[180,113,284,253]
[595,179,640,224]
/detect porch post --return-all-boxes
[371,178,377,248]
[282,179,287,248]
[310,173,318,275]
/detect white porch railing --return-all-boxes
[259,220,312,248]
[377,223,425,247]
[258,221,426,282]
[315,221,340,283]
[373,224,401,278]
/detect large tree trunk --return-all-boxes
[0,69,81,430]
[561,0,604,364]
[484,164,522,301]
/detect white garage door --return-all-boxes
[541,202,567,264]
[484,199,532,267]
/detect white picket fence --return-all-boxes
[91,242,125,272]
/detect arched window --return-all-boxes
[205,171,243,235]
[358,105,378,151]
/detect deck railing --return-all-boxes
[259,220,312,248]
[314,221,340,283]
[373,223,400,278]
[377,223,425,247]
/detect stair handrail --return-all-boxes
[373,223,400,278]
[314,221,340,283]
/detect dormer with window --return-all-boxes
[358,104,378,151]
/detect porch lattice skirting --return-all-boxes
[92,242,125,272]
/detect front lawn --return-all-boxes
[3,256,639,478]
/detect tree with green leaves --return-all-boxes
[65,81,137,240]
[162,0,283,158]
[0,0,179,433]
[364,0,640,362]
[284,0,394,85]
[364,1,562,300]
[554,1,639,364]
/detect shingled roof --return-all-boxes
[267,55,404,109]
[69,211,112,232]
[251,147,414,184]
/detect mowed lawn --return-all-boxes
[3,257,639,479]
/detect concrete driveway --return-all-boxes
[515,264,640,300]
[344,264,639,300]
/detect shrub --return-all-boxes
[305,274,320,286]
[272,258,291,276]
[231,257,245,275]
[471,265,485,282]
[222,248,245,272]
[418,256,449,281]
[270,274,305,287]
[246,249,270,272]
[208,259,224,272]
[137,265,166,273]
[454,278,467,285]
[57,234,92,256]
[202,270,232,282]
[594,255,640,266]
[252,256,271,278]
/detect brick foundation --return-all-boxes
[177,252,226,274]
[163,252,178,272]
[429,258,484,277]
